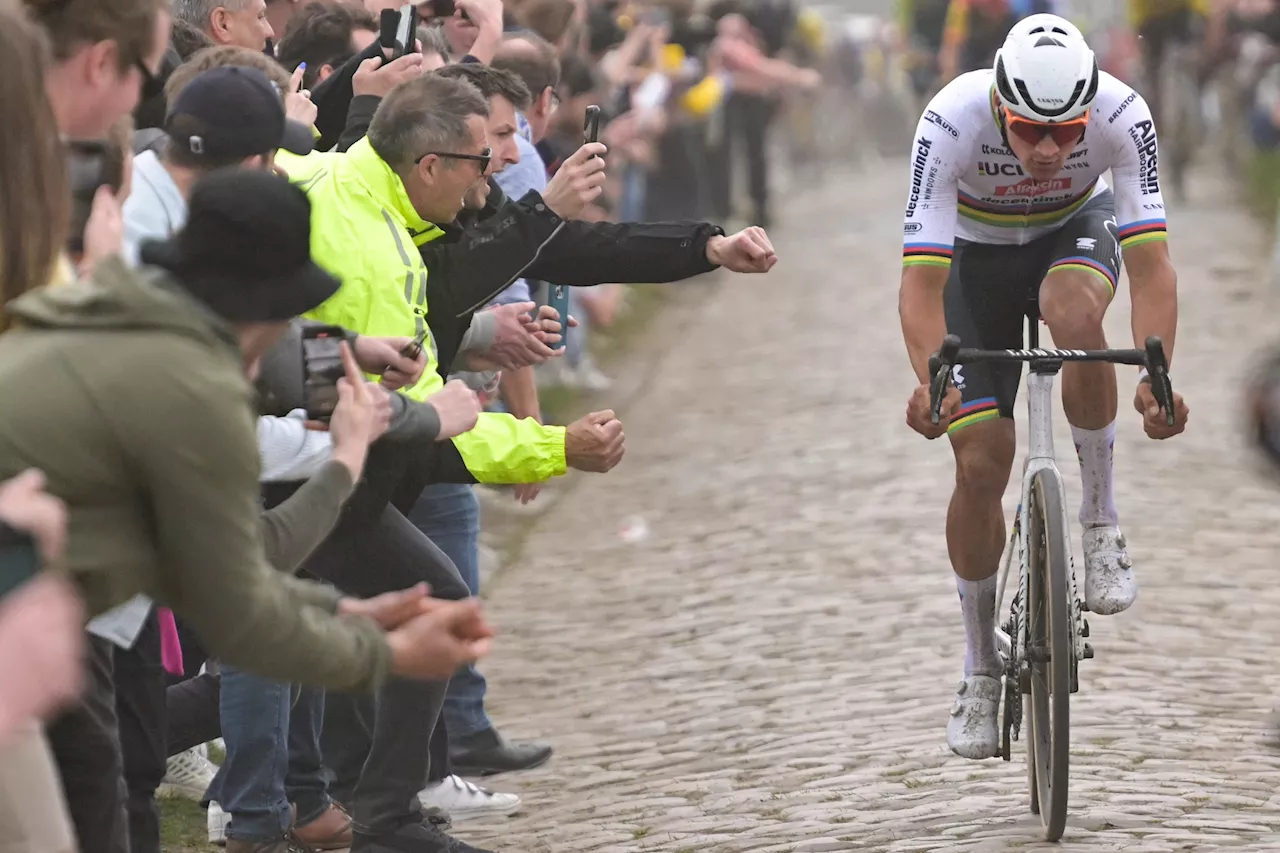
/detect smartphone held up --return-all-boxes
[380,4,420,59]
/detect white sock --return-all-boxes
[957,574,999,677]
[1071,421,1119,528]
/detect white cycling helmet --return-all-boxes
[993,14,1099,123]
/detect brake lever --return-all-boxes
[928,335,963,425]
[929,354,949,425]
[1143,335,1175,428]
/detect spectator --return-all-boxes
[174,0,275,51]
[122,63,316,263]
[419,21,455,65]
[438,0,506,61]
[265,0,301,40]
[276,0,381,89]
[0,0,71,324]
[281,70,624,853]
[0,472,80,853]
[413,62,555,792]
[0,166,492,853]
[173,16,217,58]
[28,0,171,138]
[517,0,576,50]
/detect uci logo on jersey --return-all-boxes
[978,161,1023,177]
[906,136,933,218]
[1127,119,1160,195]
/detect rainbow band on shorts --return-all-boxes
[947,396,1001,434]
[903,243,954,270]
[1118,218,1167,249]
[1046,255,1117,297]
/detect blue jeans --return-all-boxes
[207,669,329,841]
[408,483,492,740]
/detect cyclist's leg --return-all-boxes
[1038,193,1135,616]
[941,239,1035,760]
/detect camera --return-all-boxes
[301,325,347,421]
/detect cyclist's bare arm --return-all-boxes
[1125,242,1178,366]
[900,108,963,383]
[1108,94,1178,366]
[901,268,950,384]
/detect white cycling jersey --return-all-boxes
[901,69,1168,271]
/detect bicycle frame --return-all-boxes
[992,368,1069,665]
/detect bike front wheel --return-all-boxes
[1025,467,1072,840]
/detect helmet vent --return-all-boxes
[1034,35,1065,47]
[995,55,1019,103]
[1082,57,1099,103]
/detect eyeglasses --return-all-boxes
[135,58,164,102]
[415,146,492,174]
[1000,104,1089,148]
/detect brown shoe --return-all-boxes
[291,802,353,850]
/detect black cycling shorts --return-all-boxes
[943,191,1122,434]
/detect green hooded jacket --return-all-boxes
[0,259,390,692]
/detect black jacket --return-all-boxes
[332,98,725,377]
[423,180,723,377]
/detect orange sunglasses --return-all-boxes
[1000,104,1089,148]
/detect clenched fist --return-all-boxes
[565,410,625,472]
[427,380,482,440]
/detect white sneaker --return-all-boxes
[158,744,217,801]
[207,800,229,846]
[1082,525,1136,615]
[946,675,1001,760]
[418,775,521,821]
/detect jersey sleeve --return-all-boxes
[1108,93,1169,252]
[902,100,963,273]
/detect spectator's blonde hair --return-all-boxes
[166,45,295,101]
[0,0,68,326]
[24,0,168,72]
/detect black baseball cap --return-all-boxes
[140,169,339,323]
[164,66,315,161]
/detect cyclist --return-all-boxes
[897,14,1189,760]
[1129,0,1212,127]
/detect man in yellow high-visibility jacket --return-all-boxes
[285,72,625,851]
[301,72,626,485]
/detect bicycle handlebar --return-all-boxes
[928,334,1176,428]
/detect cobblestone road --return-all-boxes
[459,162,1280,852]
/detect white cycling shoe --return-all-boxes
[1082,525,1136,615]
[946,674,1001,760]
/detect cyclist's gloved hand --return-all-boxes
[906,383,962,440]
[1134,379,1189,440]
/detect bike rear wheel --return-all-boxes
[1025,468,1072,840]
